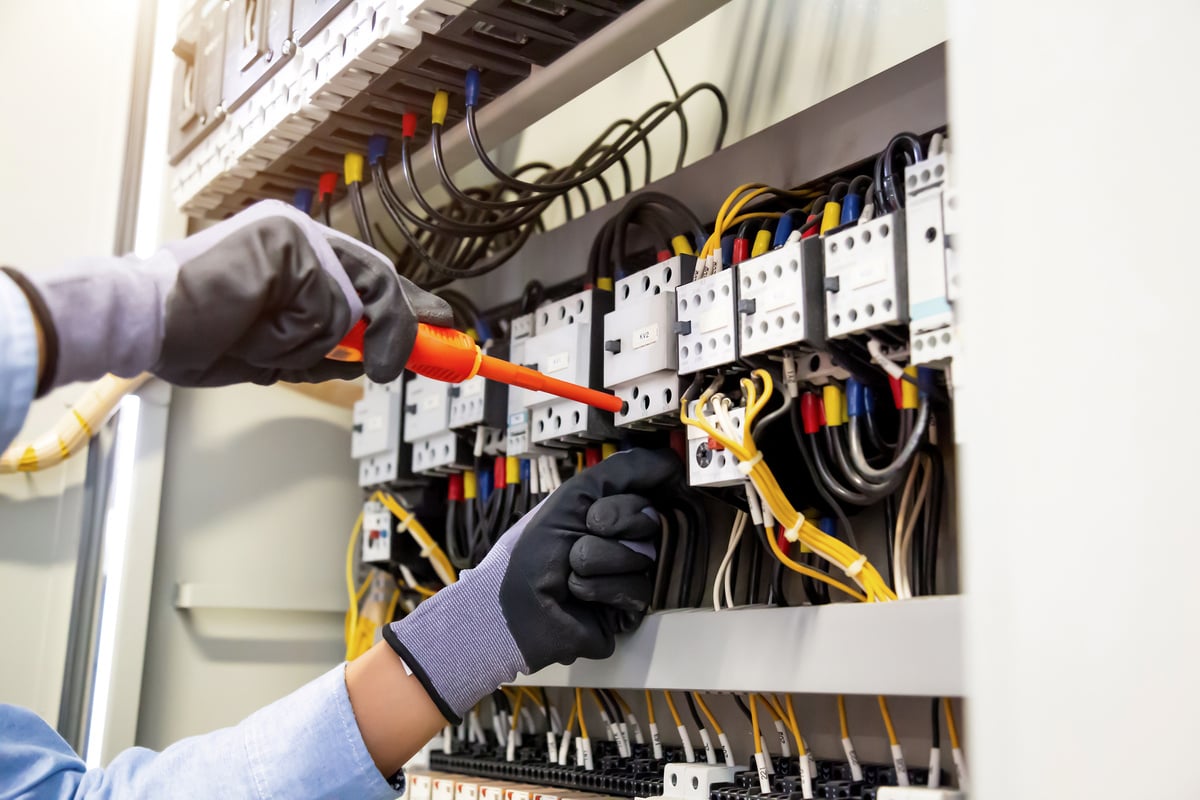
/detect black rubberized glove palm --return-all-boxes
[384,448,683,721]
[19,200,454,389]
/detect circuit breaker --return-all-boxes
[352,378,404,487]
[404,375,470,474]
[603,257,690,428]
[904,151,957,364]
[736,238,824,355]
[504,313,546,459]
[523,290,616,447]
[361,499,394,563]
[676,269,739,374]
[824,211,908,338]
[449,341,509,430]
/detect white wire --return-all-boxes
[714,512,747,611]
[893,454,934,599]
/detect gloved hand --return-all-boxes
[383,448,682,722]
[6,200,452,391]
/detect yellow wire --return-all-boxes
[374,491,458,585]
[564,698,579,735]
[644,689,657,725]
[519,687,545,711]
[878,696,899,746]
[680,370,894,603]
[749,693,763,756]
[782,695,807,757]
[943,698,961,750]
[588,689,609,720]
[837,695,850,739]
[575,688,589,738]
[410,584,438,598]
[755,693,782,722]
[663,691,683,727]
[510,690,524,731]
[344,511,364,658]
[691,693,724,736]
[383,588,400,625]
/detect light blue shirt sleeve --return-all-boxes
[0,271,39,453]
[0,665,401,800]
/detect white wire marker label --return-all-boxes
[891,744,909,785]
[699,728,717,765]
[798,755,814,800]
[546,732,558,765]
[718,732,734,766]
[928,747,941,787]
[650,723,664,759]
[774,720,791,757]
[678,726,695,762]
[952,747,969,790]
[842,737,864,781]
[755,753,772,793]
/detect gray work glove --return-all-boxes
[11,200,451,389]
[383,448,682,722]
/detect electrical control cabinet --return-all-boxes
[685,400,744,488]
[676,270,739,374]
[352,378,405,487]
[823,212,908,338]
[904,152,956,364]
[404,374,471,474]
[222,0,296,114]
[736,238,824,356]
[524,290,616,447]
[603,258,689,428]
[449,342,509,430]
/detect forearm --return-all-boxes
[346,641,450,775]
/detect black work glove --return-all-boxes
[12,200,452,389]
[383,448,682,722]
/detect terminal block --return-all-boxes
[603,258,691,428]
[685,400,745,488]
[676,269,739,374]
[524,290,617,447]
[351,378,405,487]
[824,211,908,339]
[737,238,824,356]
[168,1,226,162]
[904,152,957,365]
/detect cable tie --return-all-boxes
[843,555,868,579]
[395,514,413,534]
[736,452,763,475]
[783,518,803,543]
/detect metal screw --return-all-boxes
[281,39,294,56]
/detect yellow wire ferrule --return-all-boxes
[751,229,773,257]
[506,456,520,485]
[463,470,478,500]
[671,234,695,256]
[823,384,845,428]
[901,366,919,409]
[597,277,614,291]
[344,153,364,185]
[821,201,842,234]
[431,90,450,126]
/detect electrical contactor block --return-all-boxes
[604,258,691,428]
[352,378,405,487]
[676,269,739,374]
[685,400,746,488]
[523,290,617,447]
[504,313,550,459]
[824,211,908,338]
[736,238,825,356]
[904,152,957,364]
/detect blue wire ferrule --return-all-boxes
[818,517,837,536]
[292,188,314,214]
[720,234,735,266]
[773,212,796,248]
[917,366,937,397]
[863,385,876,415]
[519,459,531,484]
[479,470,493,503]
[474,316,492,342]
[367,134,389,166]
[464,67,481,108]
[840,194,863,225]
[846,378,864,417]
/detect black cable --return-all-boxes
[920,445,944,596]
[930,698,942,749]
[683,692,705,733]
[652,46,688,171]
[732,695,753,722]
[348,182,375,247]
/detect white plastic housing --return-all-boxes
[824,210,908,338]
[676,270,738,374]
[685,401,744,488]
[353,379,404,486]
[737,238,824,355]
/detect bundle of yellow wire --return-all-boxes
[697,183,817,261]
[680,368,896,603]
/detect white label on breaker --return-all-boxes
[848,255,889,290]
[632,323,659,349]
[544,351,570,373]
[419,393,442,412]
[460,378,484,398]
[698,309,727,333]
[761,291,794,313]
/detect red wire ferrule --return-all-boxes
[402,113,418,139]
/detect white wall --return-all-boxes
[500,0,947,227]
[949,1,1200,797]
[0,0,141,720]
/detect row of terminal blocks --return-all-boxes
[169,0,639,216]
[420,746,960,800]
[351,154,956,489]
